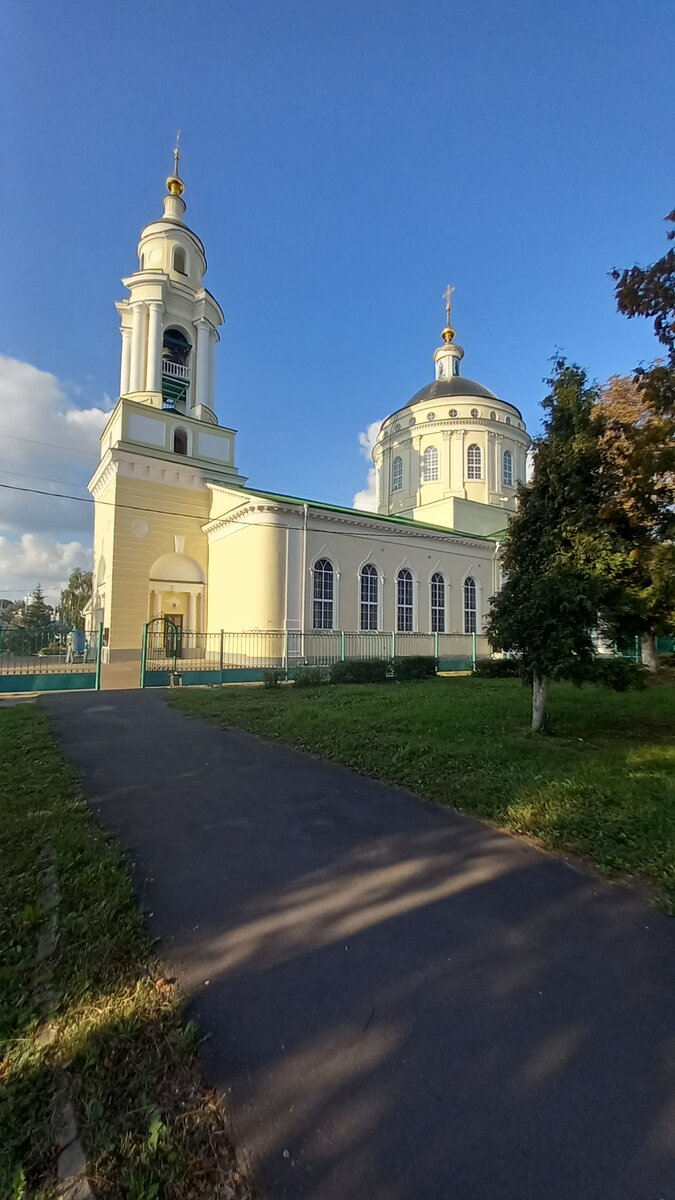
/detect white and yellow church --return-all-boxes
[89,152,530,663]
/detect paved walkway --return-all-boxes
[44,690,675,1200]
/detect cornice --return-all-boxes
[204,498,495,551]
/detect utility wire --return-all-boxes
[0,480,493,551]
[0,431,99,457]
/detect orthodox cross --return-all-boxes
[173,130,182,174]
[443,283,455,324]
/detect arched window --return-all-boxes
[430,572,445,633]
[464,576,477,634]
[173,246,187,274]
[397,568,414,632]
[503,449,513,486]
[467,443,482,479]
[313,559,334,629]
[360,564,378,631]
[392,456,403,492]
[173,428,188,455]
[422,445,439,482]
[453,358,460,376]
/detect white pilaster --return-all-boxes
[129,302,147,392]
[208,330,217,412]
[195,319,211,409]
[146,302,163,392]
[188,590,197,632]
[120,326,132,396]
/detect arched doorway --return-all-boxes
[148,552,205,656]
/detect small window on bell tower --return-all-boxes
[173,246,187,274]
[173,428,188,456]
[453,357,460,376]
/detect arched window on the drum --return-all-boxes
[467,443,482,480]
[422,445,439,482]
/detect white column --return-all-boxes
[194,319,211,409]
[146,302,163,393]
[187,590,197,632]
[120,326,132,396]
[208,330,217,412]
[129,303,147,392]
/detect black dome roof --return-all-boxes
[409,376,498,405]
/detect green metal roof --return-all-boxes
[231,485,496,542]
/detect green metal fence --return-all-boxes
[140,625,489,687]
[0,623,104,693]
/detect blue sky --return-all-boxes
[1,0,673,591]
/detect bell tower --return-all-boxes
[115,138,223,424]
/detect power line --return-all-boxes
[0,480,495,553]
[0,431,99,457]
[0,466,90,490]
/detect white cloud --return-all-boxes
[352,418,383,512]
[0,356,111,601]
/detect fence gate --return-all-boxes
[0,622,103,694]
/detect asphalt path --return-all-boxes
[44,689,675,1200]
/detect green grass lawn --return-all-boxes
[0,704,253,1200]
[172,677,675,911]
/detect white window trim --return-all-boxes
[357,558,381,632]
[428,568,447,634]
[395,561,418,633]
[466,443,482,481]
[392,454,403,492]
[422,445,439,483]
[461,569,481,634]
[309,551,340,630]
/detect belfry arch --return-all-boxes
[149,551,205,633]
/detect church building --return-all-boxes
[89,152,530,663]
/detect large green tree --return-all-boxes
[608,209,675,670]
[22,585,53,630]
[486,359,628,732]
[59,568,93,630]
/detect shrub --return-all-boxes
[473,657,523,679]
[293,666,329,687]
[329,658,388,684]
[588,657,645,692]
[390,656,437,681]
[261,669,283,689]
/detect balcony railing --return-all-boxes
[162,360,191,381]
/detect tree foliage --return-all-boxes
[486,359,629,731]
[59,568,93,630]
[21,585,53,630]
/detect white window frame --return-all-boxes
[392,455,403,492]
[503,448,513,487]
[312,558,335,630]
[422,445,439,483]
[396,568,415,632]
[359,563,379,631]
[467,443,482,480]
[430,571,446,633]
[463,575,478,634]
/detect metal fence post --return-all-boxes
[139,623,148,688]
[340,630,346,662]
[434,630,439,661]
[219,630,225,684]
[283,628,290,678]
[95,622,103,691]
[635,635,641,663]
[471,631,477,672]
[391,630,396,660]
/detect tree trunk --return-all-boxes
[531,670,552,733]
[641,632,659,675]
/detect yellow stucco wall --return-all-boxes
[206,520,287,631]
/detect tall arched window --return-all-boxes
[464,576,477,634]
[392,456,403,492]
[173,246,187,274]
[173,428,188,455]
[430,572,445,633]
[422,445,439,482]
[467,443,482,480]
[360,564,378,631]
[397,568,414,632]
[503,449,513,486]
[313,559,334,629]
